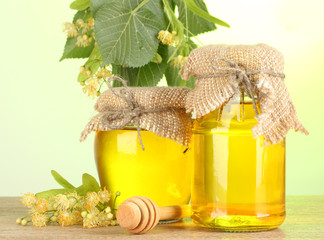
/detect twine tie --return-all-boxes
[197,57,285,116]
[103,76,176,150]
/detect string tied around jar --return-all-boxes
[200,57,286,116]
[102,76,177,151]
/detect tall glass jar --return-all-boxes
[191,94,285,231]
[95,127,191,208]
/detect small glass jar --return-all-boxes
[191,94,285,231]
[94,127,191,207]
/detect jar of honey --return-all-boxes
[181,44,308,231]
[191,94,285,231]
[81,78,193,208]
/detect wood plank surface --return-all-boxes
[0,196,323,239]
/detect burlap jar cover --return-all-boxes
[181,43,308,145]
[80,77,192,149]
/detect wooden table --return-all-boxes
[1,196,323,239]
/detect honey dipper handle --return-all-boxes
[159,205,191,221]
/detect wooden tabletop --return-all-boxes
[0,196,323,239]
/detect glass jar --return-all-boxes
[191,94,285,231]
[94,127,191,207]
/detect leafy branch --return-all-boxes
[60,0,229,96]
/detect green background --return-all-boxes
[1,0,323,196]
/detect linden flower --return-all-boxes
[157,30,177,45]
[84,192,99,209]
[58,211,74,227]
[172,55,187,69]
[95,68,111,80]
[66,192,82,209]
[53,194,70,211]
[71,208,83,224]
[32,212,48,227]
[87,18,95,30]
[20,193,36,208]
[82,78,99,98]
[63,22,78,38]
[98,187,111,204]
[33,198,50,213]
[76,34,93,47]
[75,19,85,29]
[98,211,114,227]
[83,208,100,228]
[80,66,92,77]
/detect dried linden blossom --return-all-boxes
[157,30,187,69]
[80,66,113,98]
[82,78,99,98]
[62,18,95,47]
[157,30,178,46]
[171,55,188,69]
[17,189,118,228]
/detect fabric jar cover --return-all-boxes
[80,85,192,147]
[181,43,308,145]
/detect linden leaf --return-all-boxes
[70,0,90,11]
[174,0,216,35]
[112,44,168,86]
[60,10,94,61]
[82,173,100,193]
[75,185,87,196]
[51,170,76,190]
[93,0,167,67]
[181,0,230,28]
[90,0,106,15]
[36,189,69,200]
[77,46,102,82]
[60,37,95,61]
[165,64,195,88]
[165,46,195,88]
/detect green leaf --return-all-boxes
[51,170,76,190]
[60,10,94,61]
[60,37,95,61]
[165,47,195,88]
[75,185,88,196]
[93,0,167,67]
[36,189,68,200]
[90,0,106,15]
[70,0,90,10]
[165,65,195,88]
[181,0,230,28]
[112,44,169,86]
[82,173,100,193]
[73,10,92,24]
[78,46,102,82]
[162,0,184,43]
[174,0,216,35]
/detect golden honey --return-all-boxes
[191,97,285,231]
[94,128,191,207]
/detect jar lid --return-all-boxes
[80,79,192,147]
[181,43,308,145]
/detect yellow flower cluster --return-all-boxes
[20,193,36,208]
[62,23,78,38]
[63,18,95,47]
[157,30,178,46]
[17,188,117,228]
[80,66,112,98]
[76,35,93,48]
[82,78,99,98]
[171,55,188,69]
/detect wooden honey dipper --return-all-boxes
[116,196,191,234]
